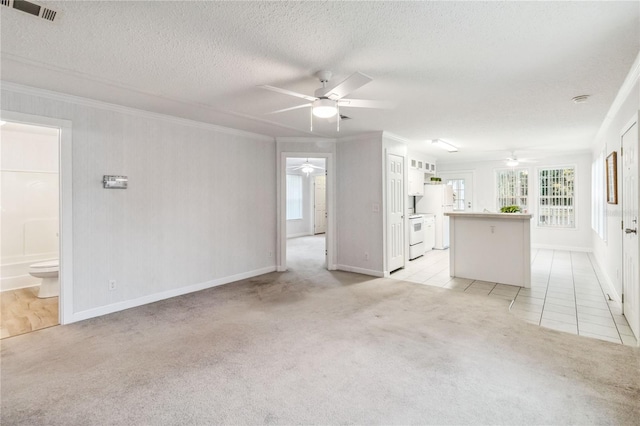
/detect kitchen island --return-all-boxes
[444,212,533,287]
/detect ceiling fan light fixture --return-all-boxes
[506,159,519,167]
[312,98,338,118]
[431,139,458,153]
[301,164,315,175]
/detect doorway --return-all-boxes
[285,157,327,270]
[1,121,60,338]
[0,110,73,329]
[278,152,335,272]
[622,117,639,340]
[438,171,475,211]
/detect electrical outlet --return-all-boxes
[364,252,369,261]
[109,280,116,291]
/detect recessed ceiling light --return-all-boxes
[572,95,590,104]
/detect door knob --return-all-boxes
[625,228,637,234]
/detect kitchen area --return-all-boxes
[406,154,453,262]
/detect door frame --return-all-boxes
[277,152,336,271]
[1,110,74,325]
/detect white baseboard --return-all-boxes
[70,266,276,323]
[336,264,384,278]
[588,253,622,307]
[532,244,592,252]
[1,275,40,292]
[287,232,313,239]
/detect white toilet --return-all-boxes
[29,260,59,298]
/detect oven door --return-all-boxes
[409,218,424,245]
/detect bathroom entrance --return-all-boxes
[0,120,61,338]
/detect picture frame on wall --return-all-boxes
[606,151,617,204]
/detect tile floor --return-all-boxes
[390,248,638,346]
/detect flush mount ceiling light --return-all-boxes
[431,139,458,153]
[312,98,338,118]
[572,95,590,104]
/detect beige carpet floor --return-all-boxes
[1,242,639,424]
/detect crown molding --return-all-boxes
[1,81,275,142]
[593,50,640,147]
[382,131,411,144]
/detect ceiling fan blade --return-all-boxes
[259,85,318,102]
[266,103,312,115]
[338,99,396,109]
[320,72,372,100]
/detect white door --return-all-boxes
[439,172,474,211]
[387,154,404,272]
[622,120,640,340]
[314,174,326,234]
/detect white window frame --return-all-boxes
[495,168,529,212]
[537,165,576,228]
[286,174,303,220]
[591,150,606,240]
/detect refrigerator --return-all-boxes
[416,183,454,249]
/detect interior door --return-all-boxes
[314,174,326,234]
[622,119,639,340]
[438,172,474,211]
[387,154,404,272]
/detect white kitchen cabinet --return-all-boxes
[408,168,424,196]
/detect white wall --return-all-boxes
[1,84,277,319]
[1,125,59,290]
[336,132,384,276]
[438,153,593,251]
[592,71,639,300]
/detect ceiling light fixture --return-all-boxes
[431,139,458,153]
[506,159,519,167]
[312,98,338,118]
[301,163,315,175]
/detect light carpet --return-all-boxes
[1,253,639,424]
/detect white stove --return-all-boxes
[408,214,425,260]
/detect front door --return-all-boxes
[439,171,474,211]
[314,174,326,234]
[622,119,640,340]
[387,154,404,272]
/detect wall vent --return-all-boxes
[1,0,58,22]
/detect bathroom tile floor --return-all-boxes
[390,248,638,346]
[0,287,59,339]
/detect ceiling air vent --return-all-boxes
[1,0,58,22]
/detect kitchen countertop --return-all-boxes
[444,212,532,220]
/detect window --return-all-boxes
[592,151,606,239]
[496,169,528,211]
[286,174,303,220]
[447,179,465,211]
[538,167,575,228]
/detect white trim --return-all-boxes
[1,81,273,142]
[1,110,73,325]
[531,244,591,252]
[70,266,276,323]
[381,131,411,144]
[287,232,313,239]
[588,253,622,308]
[593,51,640,148]
[336,265,384,278]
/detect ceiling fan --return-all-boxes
[260,70,394,131]
[288,159,324,176]
[505,151,537,167]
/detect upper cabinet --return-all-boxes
[408,154,437,196]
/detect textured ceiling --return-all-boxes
[1,1,638,162]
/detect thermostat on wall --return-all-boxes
[103,175,128,189]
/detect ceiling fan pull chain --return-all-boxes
[337,104,340,132]
[310,106,313,132]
